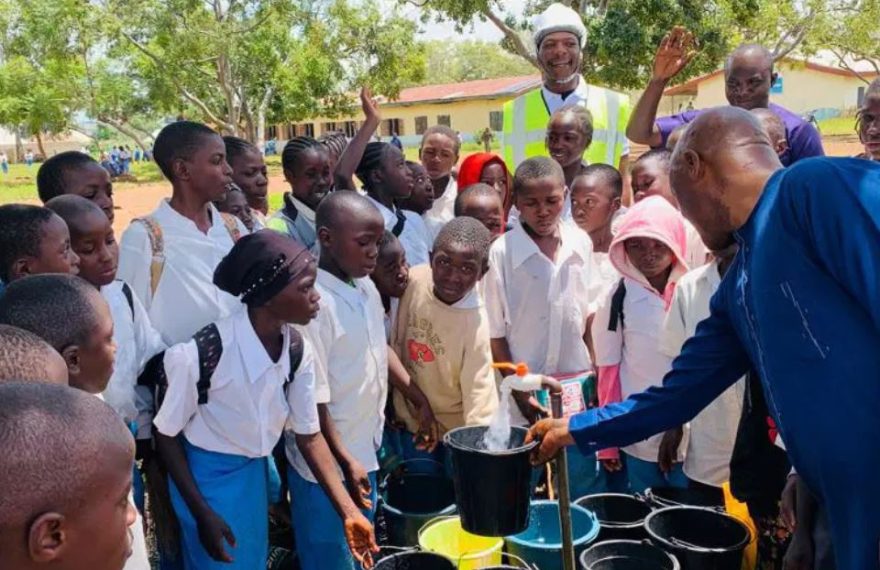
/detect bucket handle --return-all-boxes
[500,551,540,569]
[667,536,735,553]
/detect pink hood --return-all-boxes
[608,196,689,306]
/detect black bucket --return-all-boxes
[379,460,457,546]
[480,551,538,569]
[645,487,724,509]
[579,540,680,570]
[443,425,537,537]
[645,507,751,570]
[575,494,653,542]
[374,550,456,570]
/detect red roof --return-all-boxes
[383,75,542,106]
[663,58,879,96]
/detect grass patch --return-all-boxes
[818,116,859,137]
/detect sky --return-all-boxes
[397,0,530,42]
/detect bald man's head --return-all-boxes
[671,106,783,250]
[724,43,777,110]
[0,382,135,569]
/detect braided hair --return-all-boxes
[355,142,391,192]
[319,131,348,161]
[281,136,325,174]
[223,136,258,165]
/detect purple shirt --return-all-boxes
[655,103,824,166]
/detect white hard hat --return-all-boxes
[533,3,587,50]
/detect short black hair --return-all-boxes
[355,142,392,192]
[635,148,672,172]
[0,275,104,352]
[0,382,132,529]
[0,204,57,282]
[153,120,219,181]
[315,189,382,232]
[0,325,63,383]
[420,125,460,155]
[282,136,325,174]
[454,183,502,216]
[36,151,99,203]
[434,216,491,261]
[45,194,106,237]
[574,164,623,200]
[223,136,259,165]
[512,156,565,196]
[378,230,402,257]
[319,132,348,159]
[550,105,594,142]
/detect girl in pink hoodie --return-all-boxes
[590,195,690,493]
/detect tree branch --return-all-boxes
[480,8,539,68]
[96,116,150,152]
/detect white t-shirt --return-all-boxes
[367,196,432,267]
[117,200,246,346]
[684,219,710,270]
[660,261,745,486]
[154,310,320,458]
[588,251,619,313]
[592,278,686,463]
[101,281,166,439]
[288,270,388,482]
[423,177,457,242]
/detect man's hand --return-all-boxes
[413,401,440,453]
[658,426,684,473]
[360,86,381,124]
[600,458,623,472]
[343,512,379,569]
[342,459,373,510]
[512,389,549,424]
[652,27,697,83]
[196,508,236,563]
[525,417,575,465]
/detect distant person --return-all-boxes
[627,27,824,165]
[857,78,880,161]
[134,147,142,162]
[390,132,403,150]
[686,101,695,111]
[1,151,9,174]
[481,127,493,153]
[24,149,34,167]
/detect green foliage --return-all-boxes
[417,40,536,85]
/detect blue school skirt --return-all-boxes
[168,439,270,569]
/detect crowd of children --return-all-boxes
[1,40,877,570]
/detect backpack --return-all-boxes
[607,278,627,332]
[134,212,242,296]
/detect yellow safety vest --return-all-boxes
[501,84,631,169]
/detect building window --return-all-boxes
[304,123,315,138]
[415,116,428,135]
[489,111,503,131]
[285,123,295,139]
[380,118,403,137]
[267,125,278,139]
[342,121,357,138]
[322,122,338,134]
[437,115,451,127]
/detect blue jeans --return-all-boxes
[622,452,688,494]
[289,466,378,570]
[398,429,452,476]
[568,451,629,498]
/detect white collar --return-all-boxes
[507,220,586,270]
[290,196,317,224]
[451,286,481,310]
[317,268,368,308]
[155,199,226,233]
[540,75,589,110]
[233,309,290,384]
[365,195,398,227]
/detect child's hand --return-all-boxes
[512,389,549,424]
[600,458,623,472]
[343,460,373,510]
[652,26,697,83]
[343,512,379,569]
[360,86,381,125]
[657,426,684,473]
[196,508,236,563]
[413,402,440,453]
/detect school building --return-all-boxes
[659,57,880,120]
[268,75,543,147]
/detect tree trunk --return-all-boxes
[35,131,48,159]
[13,128,23,163]
[97,117,150,153]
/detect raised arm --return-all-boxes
[334,86,382,191]
[626,27,697,147]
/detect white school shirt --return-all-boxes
[423,177,457,241]
[591,278,685,463]
[117,200,246,346]
[366,196,432,266]
[101,281,166,439]
[288,270,388,483]
[660,261,745,486]
[485,222,595,422]
[154,310,320,458]
[588,251,619,313]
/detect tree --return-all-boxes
[820,0,880,82]
[418,40,537,84]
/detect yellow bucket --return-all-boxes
[418,516,503,570]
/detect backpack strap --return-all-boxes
[607,278,627,332]
[285,328,305,393]
[219,212,242,243]
[133,216,165,297]
[120,281,135,320]
[193,323,224,405]
[137,350,168,409]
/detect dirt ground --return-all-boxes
[109,136,864,236]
